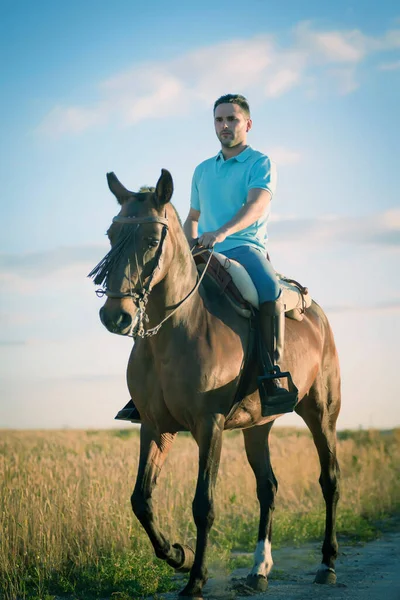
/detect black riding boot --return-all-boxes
[114,399,141,423]
[258,295,298,417]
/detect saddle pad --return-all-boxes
[212,252,312,319]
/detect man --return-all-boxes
[115,94,297,422]
[183,93,297,415]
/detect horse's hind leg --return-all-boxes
[242,422,277,592]
[131,424,191,570]
[296,374,341,584]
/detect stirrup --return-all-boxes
[258,368,298,417]
[114,399,141,423]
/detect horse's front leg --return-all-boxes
[131,425,189,570]
[179,415,224,598]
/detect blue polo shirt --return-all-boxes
[190,146,277,254]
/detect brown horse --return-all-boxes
[90,169,341,597]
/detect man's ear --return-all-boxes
[106,172,135,205]
[246,119,253,133]
[155,169,174,206]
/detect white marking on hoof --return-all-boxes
[250,539,273,577]
[317,564,336,574]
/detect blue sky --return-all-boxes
[1,0,399,429]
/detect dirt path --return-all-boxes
[158,531,400,600]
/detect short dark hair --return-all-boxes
[213,94,250,118]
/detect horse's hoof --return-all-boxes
[246,574,268,591]
[179,581,204,597]
[314,567,337,584]
[173,543,195,573]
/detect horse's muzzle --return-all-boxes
[99,306,135,336]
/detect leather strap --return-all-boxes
[112,216,169,227]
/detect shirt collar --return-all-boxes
[216,146,252,163]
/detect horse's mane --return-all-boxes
[170,204,183,227]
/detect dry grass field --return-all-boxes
[1,427,399,599]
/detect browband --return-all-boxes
[112,215,169,227]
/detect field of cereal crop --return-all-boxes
[1,427,399,599]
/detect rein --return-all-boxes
[89,214,213,338]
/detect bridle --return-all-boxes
[90,213,213,338]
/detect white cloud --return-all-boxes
[295,22,400,62]
[295,22,367,63]
[37,24,400,136]
[324,301,400,314]
[39,37,278,135]
[380,208,400,229]
[0,245,106,277]
[127,76,185,124]
[38,104,107,136]
[378,28,400,50]
[378,60,400,71]
[265,68,301,97]
[1,209,397,292]
[316,31,365,61]
[181,37,275,103]
[270,208,400,247]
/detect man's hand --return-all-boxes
[198,229,227,249]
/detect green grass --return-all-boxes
[7,551,178,600]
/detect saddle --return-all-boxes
[194,250,311,320]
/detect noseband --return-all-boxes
[90,213,213,338]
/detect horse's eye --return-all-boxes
[148,240,159,248]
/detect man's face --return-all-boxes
[214,103,252,148]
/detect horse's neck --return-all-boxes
[146,212,202,330]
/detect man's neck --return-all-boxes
[220,142,248,160]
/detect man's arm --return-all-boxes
[198,188,271,248]
[183,207,200,248]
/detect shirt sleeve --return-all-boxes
[248,156,277,197]
[190,166,200,211]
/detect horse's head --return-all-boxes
[89,169,174,336]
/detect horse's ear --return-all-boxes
[155,169,173,206]
[106,172,135,205]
